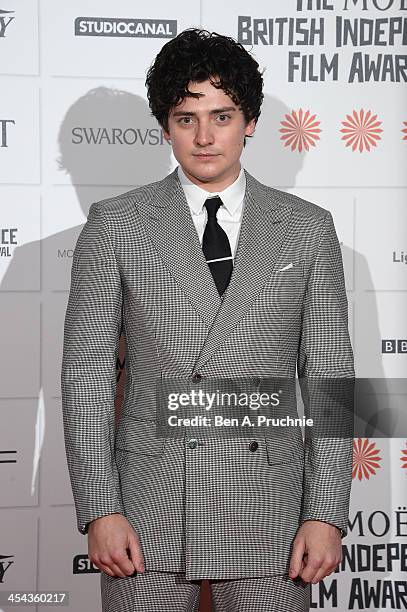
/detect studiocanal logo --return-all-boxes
[73,554,100,574]
[74,17,176,38]
[0,9,14,38]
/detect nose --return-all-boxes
[194,120,214,147]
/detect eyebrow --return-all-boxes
[172,107,237,117]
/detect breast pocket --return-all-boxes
[261,264,306,313]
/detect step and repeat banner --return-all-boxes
[0,1,406,611]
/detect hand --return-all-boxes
[88,513,145,577]
[289,520,342,584]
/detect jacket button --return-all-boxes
[191,372,202,382]
[249,440,258,452]
[187,438,198,449]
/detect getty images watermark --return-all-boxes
[154,376,355,440]
[165,387,314,429]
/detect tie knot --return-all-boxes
[204,196,223,219]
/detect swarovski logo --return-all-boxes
[71,126,166,146]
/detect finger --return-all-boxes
[97,554,128,578]
[310,566,331,584]
[109,561,129,578]
[289,538,306,578]
[128,535,145,573]
[313,559,339,584]
[299,557,322,583]
[98,563,115,577]
[110,549,136,576]
[89,554,114,577]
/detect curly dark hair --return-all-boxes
[145,28,265,146]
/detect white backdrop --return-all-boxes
[0,1,406,611]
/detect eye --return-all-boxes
[217,114,231,122]
[178,117,193,124]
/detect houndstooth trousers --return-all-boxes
[100,569,311,611]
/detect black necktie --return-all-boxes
[202,196,233,296]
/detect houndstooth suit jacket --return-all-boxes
[61,166,354,581]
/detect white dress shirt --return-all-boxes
[177,164,246,260]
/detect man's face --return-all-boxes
[162,78,256,191]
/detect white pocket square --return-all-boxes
[277,262,293,272]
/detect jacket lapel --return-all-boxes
[136,168,222,329]
[193,170,293,372]
[136,167,293,371]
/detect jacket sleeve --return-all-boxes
[296,210,355,538]
[61,202,124,535]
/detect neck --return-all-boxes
[180,164,241,193]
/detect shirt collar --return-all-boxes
[177,164,246,216]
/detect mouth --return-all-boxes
[193,154,219,159]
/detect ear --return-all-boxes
[244,118,256,137]
[162,127,171,142]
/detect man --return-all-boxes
[61,28,354,612]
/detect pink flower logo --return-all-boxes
[401,441,407,471]
[340,108,383,152]
[279,108,321,153]
[352,438,382,481]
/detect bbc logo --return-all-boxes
[382,340,407,353]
